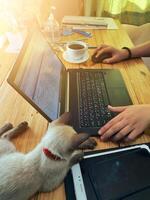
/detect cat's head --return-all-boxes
[41,112,90,161]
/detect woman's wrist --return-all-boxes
[122,47,132,59]
[120,48,131,60]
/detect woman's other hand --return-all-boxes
[98,105,150,143]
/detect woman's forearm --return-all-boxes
[131,41,150,58]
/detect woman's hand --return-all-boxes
[93,44,129,64]
[98,105,150,143]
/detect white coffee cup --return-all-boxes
[66,41,88,60]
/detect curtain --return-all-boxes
[84,0,150,25]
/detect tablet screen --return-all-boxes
[87,149,150,200]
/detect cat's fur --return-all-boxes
[0,113,96,200]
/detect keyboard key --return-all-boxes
[78,71,112,128]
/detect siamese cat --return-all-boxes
[0,113,96,200]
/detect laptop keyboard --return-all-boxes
[78,71,113,128]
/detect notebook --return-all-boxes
[7,29,132,136]
[62,16,118,29]
[65,144,150,200]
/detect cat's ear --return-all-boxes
[51,112,71,125]
[69,133,89,151]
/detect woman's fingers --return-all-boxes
[108,105,128,113]
[123,129,142,143]
[98,114,122,135]
[95,47,112,58]
[98,106,127,136]
[100,119,128,141]
[111,125,133,142]
[93,44,108,55]
[102,57,117,64]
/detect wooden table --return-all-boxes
[0,24,150,200]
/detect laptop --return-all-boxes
[7,29,132,136]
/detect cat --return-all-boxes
[0,112,97,200]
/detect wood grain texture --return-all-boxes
[0,21,150,200]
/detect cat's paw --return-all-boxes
[78,138,97,150]
[17,121,28,132]
[87,138,97,149]
[0,123,13,136]
[4,123,13,130]
[70,151,84,166]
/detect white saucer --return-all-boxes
[63,51,89,64]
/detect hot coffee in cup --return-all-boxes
[66,41,88,60]
[68,44,85,50]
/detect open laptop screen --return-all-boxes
[8,30,64,121]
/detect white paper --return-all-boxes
[62,16,118,30]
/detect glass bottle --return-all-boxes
[44,6,61,44]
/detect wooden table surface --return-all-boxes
[0,23,150,200]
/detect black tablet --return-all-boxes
[66,144,150,200]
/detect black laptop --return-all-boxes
[7,30,132,136]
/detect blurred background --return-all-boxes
[0,0,149,32]
[52,0,150,25]
[0,0,149,49]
